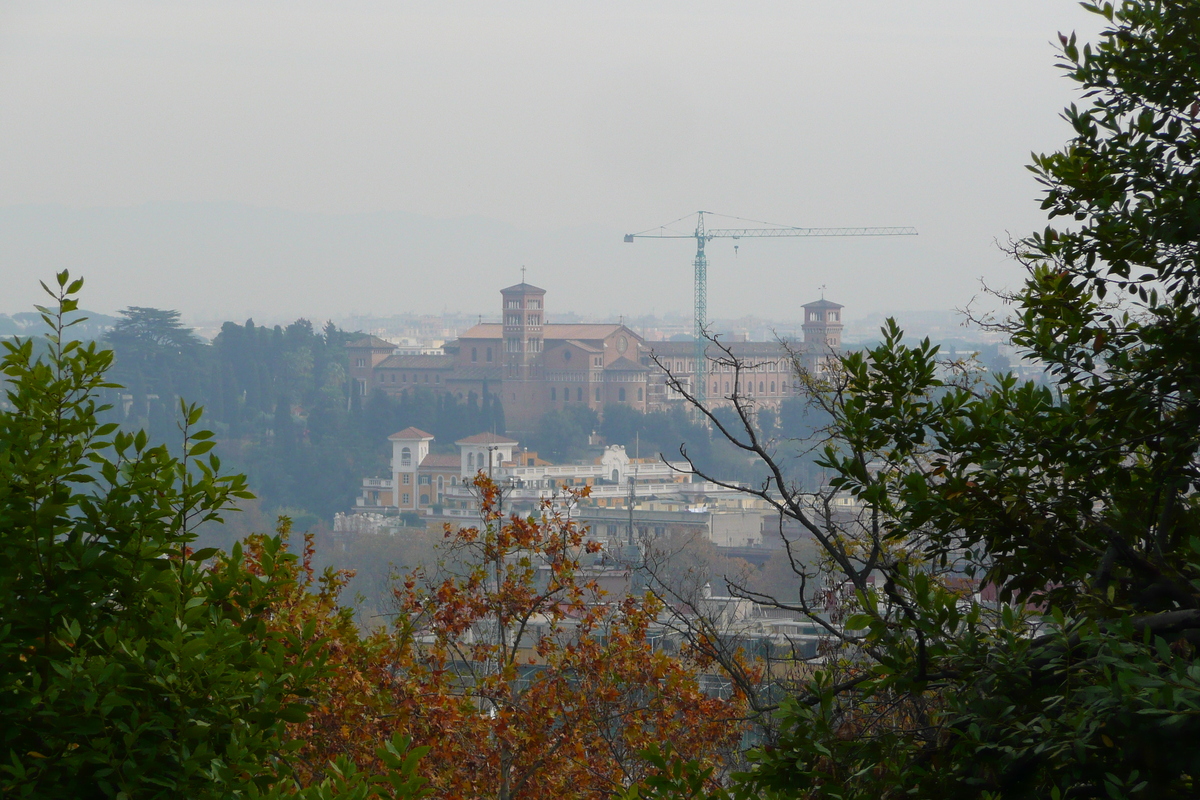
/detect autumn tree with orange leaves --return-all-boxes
[267,475,746,799]
[386,476,745,799]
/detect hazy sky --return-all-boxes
[0,2,1106,322]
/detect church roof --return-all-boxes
[803,298,844,310]
[500,282,546,294]
[346,335,395,350]
[649,340,800,358]
[377,354,455,369]
[458,323,625,341]
[455,432,520,445]
[389,427,435,441]
[606,356,649,372]
[446,365,503,382]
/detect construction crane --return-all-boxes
[623,211,918,407]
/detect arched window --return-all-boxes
[612,469,619,482]
[637,387,643,401]
[468,452,475,469]
[618,388,626,402]
[551,387,557,401]
[486,347,493,362]
[471,347,478,362]
[401,447,412,467]
[771,381,776,393]
[437,476,444,491]
[759,382,764,393]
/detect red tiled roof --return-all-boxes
[346,335,395,350]
[457,323,627,341]
[501,282,546,294]
[419,453,461,469]
[389,427,435,440]
[455,432,519,445]
[377,354,454,369]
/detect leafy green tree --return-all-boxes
[638,3,1200,797]
[104,306,206,433]
[0,274,332,798]
[528,405,598,462]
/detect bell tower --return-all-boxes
[802,299,844,350]
[501,280,546,381]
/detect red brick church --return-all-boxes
[347,282,842,432]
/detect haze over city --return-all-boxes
[1,1,1102,323]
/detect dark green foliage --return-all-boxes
[98,313,509,522]
[635,3,1200,797]
[0,274,332,798]
[362,387,505,450]
[599,403,816,487]
[528,405,599,462]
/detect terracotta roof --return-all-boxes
[389,427,435,441]
[500,282,546,294]
[446,366,503,382]
[377,354,455,369]
[546,324,624,340]
[419,453,461,469]
[457,323,627,342]
[346,335,395,350]
[606,356,649,372]
[649,340,800,358]
[455,432,520,445]
[563,339,602,353]
[455,324,502,339]
[803,298,844,309]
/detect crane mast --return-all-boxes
[625,211,917,408]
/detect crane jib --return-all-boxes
[622,211,917,408]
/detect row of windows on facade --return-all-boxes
[400,493,443,505]
[713,380,793,395]
[549,386,642,402]
[604,525,667,538]
[505,338,543,353]
[505,314,542,326]
[807,311,839,321]
[470,347,494,362]
[557,352,603,366]
[506,299,542,310]
[380,372,442,384]
[398,448,502,474]
[396,471,458,489]
[659,360,791,374]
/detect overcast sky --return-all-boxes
[0,1,1106,323]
